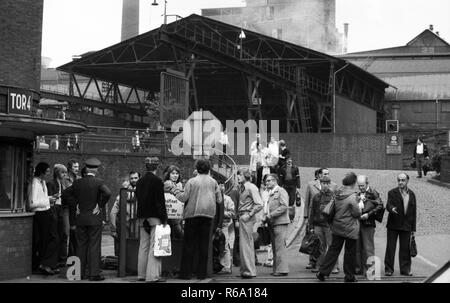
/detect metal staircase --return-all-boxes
[207,147,238,195]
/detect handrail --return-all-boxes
[208,147,238,195]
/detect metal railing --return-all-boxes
[34,131,173,156]
[208,147,238,195]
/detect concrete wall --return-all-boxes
[335,95,377,134]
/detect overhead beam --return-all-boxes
[40,91,145,116]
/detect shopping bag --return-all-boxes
[299,232,321,259]
[154,224,172,257]
[410,234,418,258]
[164,193,184,219]
[257,224,271,246]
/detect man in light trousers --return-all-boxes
[237,168,263,279]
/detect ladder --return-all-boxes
[296,67,313,133]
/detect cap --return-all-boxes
[145,156,160,165]
[320,176,331,183]
[85,158,101,168]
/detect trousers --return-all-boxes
[319,234,356,281]
[384,228,412,274]
[270,224,289,274]
[180,217,213,279]
[356,224,375,274]
[137,223,162,281]
[239,215,257,277]
[76,224,102,277]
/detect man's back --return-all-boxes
[136,172,166,220]
[69,176,111,225]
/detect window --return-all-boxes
[0,141,31,212]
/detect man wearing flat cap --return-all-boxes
[136,156,168,282]
[63,157,111,281]
[308,176,335,273]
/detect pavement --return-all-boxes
[3,167,449,283]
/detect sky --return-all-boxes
[41,0,450,67]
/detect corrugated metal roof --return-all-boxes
[349,58,450,75]
[383,74,450,100]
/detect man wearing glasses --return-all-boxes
[384,173,417,276]
[263,174,290,276]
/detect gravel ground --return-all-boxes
[295,167,450,237]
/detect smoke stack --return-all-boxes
[343,23,349,53]
[121,0,140,41]
[429,24,434,31]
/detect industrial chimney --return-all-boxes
[343,23,349,54]
[121,0,140,41]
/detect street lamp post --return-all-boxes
[151,0,167,25]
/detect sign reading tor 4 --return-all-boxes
[7,88,33,115]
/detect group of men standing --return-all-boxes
[303,169,417,282]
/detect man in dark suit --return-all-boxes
[63,158,111,281]
[136,157,168,282]
[384,173,417,276]
[277,158,300,221]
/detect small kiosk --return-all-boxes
[0,84,86,280]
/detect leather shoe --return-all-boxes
[306,263,315,269]
[88,275,105,281]
[344,277,358,283]
[316,272,325,282]
[385,271,393,276]
[271,272,288,276]
[39,265,56,275]
[239,274,254,279]
[401,272,413,276]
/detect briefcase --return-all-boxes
[410,234,418,257]
[299,232,321,259]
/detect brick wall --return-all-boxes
[229,133,403,170]
[0,214,33,280]
[0,0,44,91]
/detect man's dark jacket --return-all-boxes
[277,165,300,188]
[63,175,112,226]
[360,187,383,228]
[136,171,168,223]
[386,187,417,232]
[309,189,334,227]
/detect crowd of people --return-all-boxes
[27,134,418,283]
